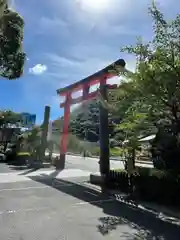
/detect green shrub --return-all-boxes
[110,147,125,157]
[106,168,180,206]
[106,169,129,193]
[10,152,32,166]
[151,130,180,172]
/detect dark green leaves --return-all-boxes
[0,4,26,79]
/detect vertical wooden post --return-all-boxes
[82,84,90,100]
[56,92,71,169]
[40,105,50,162]
[82,84,90,156]
[99,78,110,175]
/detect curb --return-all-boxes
[80,180,180,226]
[107,190,180,225]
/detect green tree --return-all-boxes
[102,3,180,170]
[0,110,21,127]
[109,3,180,135]
[120,3,180,135]
[0,0,26,79]
[24,127,41,158]
[0,110,22,152]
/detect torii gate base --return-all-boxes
[56,59,126,174]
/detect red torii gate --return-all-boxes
[56,58,126,171]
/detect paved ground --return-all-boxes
[55,154,153,173]
[0,166,180,240]
[0,167,93,184]
[0,153,153,175]
[0,162,19,173]
[1,156,177,239]
[65,155,124,172]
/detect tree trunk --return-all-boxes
[127,148,136,197]
[132,148,135,169]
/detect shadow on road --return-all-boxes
[20,169,62,177]
[9,164,54,176]
[18,167,41,175]
[29,174,180,239]
[9,165,29,171]
[8,165,38,173]
[47,170,62,178]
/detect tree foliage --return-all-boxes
[0,0,26,79]
[69,101,100,142]
[0,110,21,127]
[98,3,180,137]
[106,3,180,170]
[121,3,180,133]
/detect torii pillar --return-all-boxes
[56,59,126,171]
[99,78,110,175]
[55,93,71,169]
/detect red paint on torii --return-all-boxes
[56,59,126,158]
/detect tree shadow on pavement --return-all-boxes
[18,165,56,176]
[29,175,180,240]
[19,167,41,175]
[47,170,62,178]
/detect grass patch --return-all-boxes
[110,147,124,157]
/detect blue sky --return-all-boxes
[0,0,179,124]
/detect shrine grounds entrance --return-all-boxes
[56,59,127,174]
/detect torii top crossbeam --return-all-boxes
[57,58,126,95]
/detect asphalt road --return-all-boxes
[0,152,153,176]
[56,154,153,173]
[0,174,180,240]
[0,154,179,239]
[0,162,19,173]
[65,155,123,172]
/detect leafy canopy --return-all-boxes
[0,0,26,79]
[0,110,21,127]
[102,3,180,141]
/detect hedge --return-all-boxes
[105,168,180,206]
[6,151,32,165]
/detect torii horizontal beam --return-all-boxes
[57,58,126,95]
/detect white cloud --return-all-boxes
[29,64,47,75]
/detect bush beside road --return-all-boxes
[106,168,180,207]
